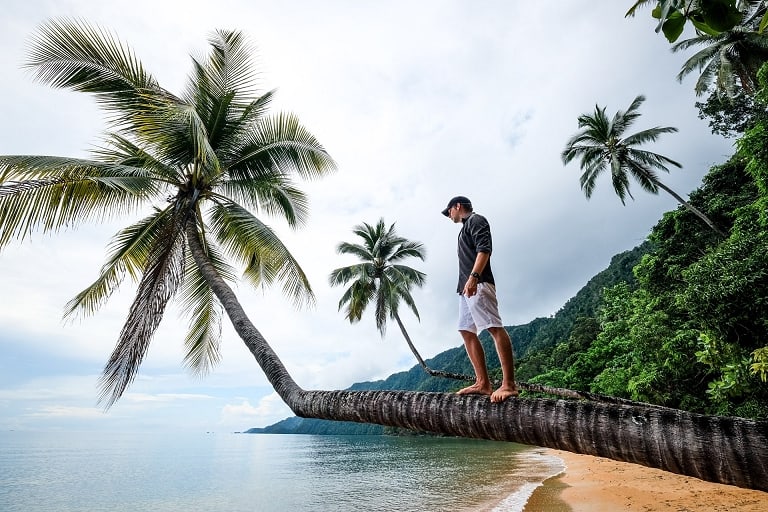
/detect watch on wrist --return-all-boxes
[470,272,481,279]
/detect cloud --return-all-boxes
[124,393,215,403]
[25,405,105,419]
[219,393,292,430]
[0,0,737,432]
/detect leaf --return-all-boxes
[650,1,678,33]
[760,9,768,33]
[690,14,724,36]
[700,0,743,32]
[662,11,687,43]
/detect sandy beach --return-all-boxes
[524,449,768,511]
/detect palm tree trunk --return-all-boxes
[656,181,726,237]
[391,313,669,409]
[391,312,475,382]
[185,219,767,492]
[389,313,671,409]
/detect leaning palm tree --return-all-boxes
[0,19,336,407]
[561,94,725,236]
[1,20,766,492]
[329,219,471,381]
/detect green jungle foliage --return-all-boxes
[528,154,768,419]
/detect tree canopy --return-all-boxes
[0,19,336,406]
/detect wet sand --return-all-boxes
[524,450,768,511]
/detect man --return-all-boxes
[442,195,518,402]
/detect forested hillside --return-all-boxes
[246,243,647,434]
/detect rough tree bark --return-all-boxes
[186,220,768,492]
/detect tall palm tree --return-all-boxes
[329,219,471,381]
[672,5,768,97]
[561,94,725,236]
[1,20,766,491]
[0,19,336,407]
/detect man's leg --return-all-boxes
[487,326,518,402]
[456,329,493,395]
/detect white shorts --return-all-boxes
[458,282,503,334]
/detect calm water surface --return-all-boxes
[0,430,563,512]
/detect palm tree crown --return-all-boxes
[672,5,768,96]
[0,19,336,406]
[329,219,426,335]
[562,95,682,203]
[561,94,724,236]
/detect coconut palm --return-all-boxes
[561,94,725,236]
[1,20,766,491]
[329,219,471,381]
[672,5,768,97]
[0,19,336,407]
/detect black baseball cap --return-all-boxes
[441,196,472,216]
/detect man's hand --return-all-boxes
[463,278,478,298]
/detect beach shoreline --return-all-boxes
[524,449,768,511]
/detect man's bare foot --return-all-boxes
[456,383,492,395]
[490,385,519,403]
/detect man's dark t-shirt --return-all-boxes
[456,212,495,293]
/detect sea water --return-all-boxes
[0,430,563,512]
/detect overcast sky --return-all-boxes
[0,1,736,433]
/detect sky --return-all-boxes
[0,1,737,433]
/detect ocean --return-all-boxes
[0,430,564,512]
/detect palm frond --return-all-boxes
[184,56,236,157]
[213,90,276,161]
[64,206,176,319]
[335,241,373,260]
[388,264,427,288]
[228,112,336,181]
[611,95,645,135]
[624,0,657,18]
[622,126,679,147]
[98,211,187,408]
[182,284,223,377]
[610,164,633,204]
[205,30,259,98]
[374,278,392,334]
[339,278,375,323]
[217,173,310,228]
[0,156,158,248]
[329,263,372,286]
[627,148,682,171]
[626,160,661,195]
[579,158,607,199]
[92,133,182,184]
[389,240,426,262]
[25,18,175,128]
[391,281,420,321]
[136,100,221,178]
[208,200,315,307]
[178,243,237,376]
